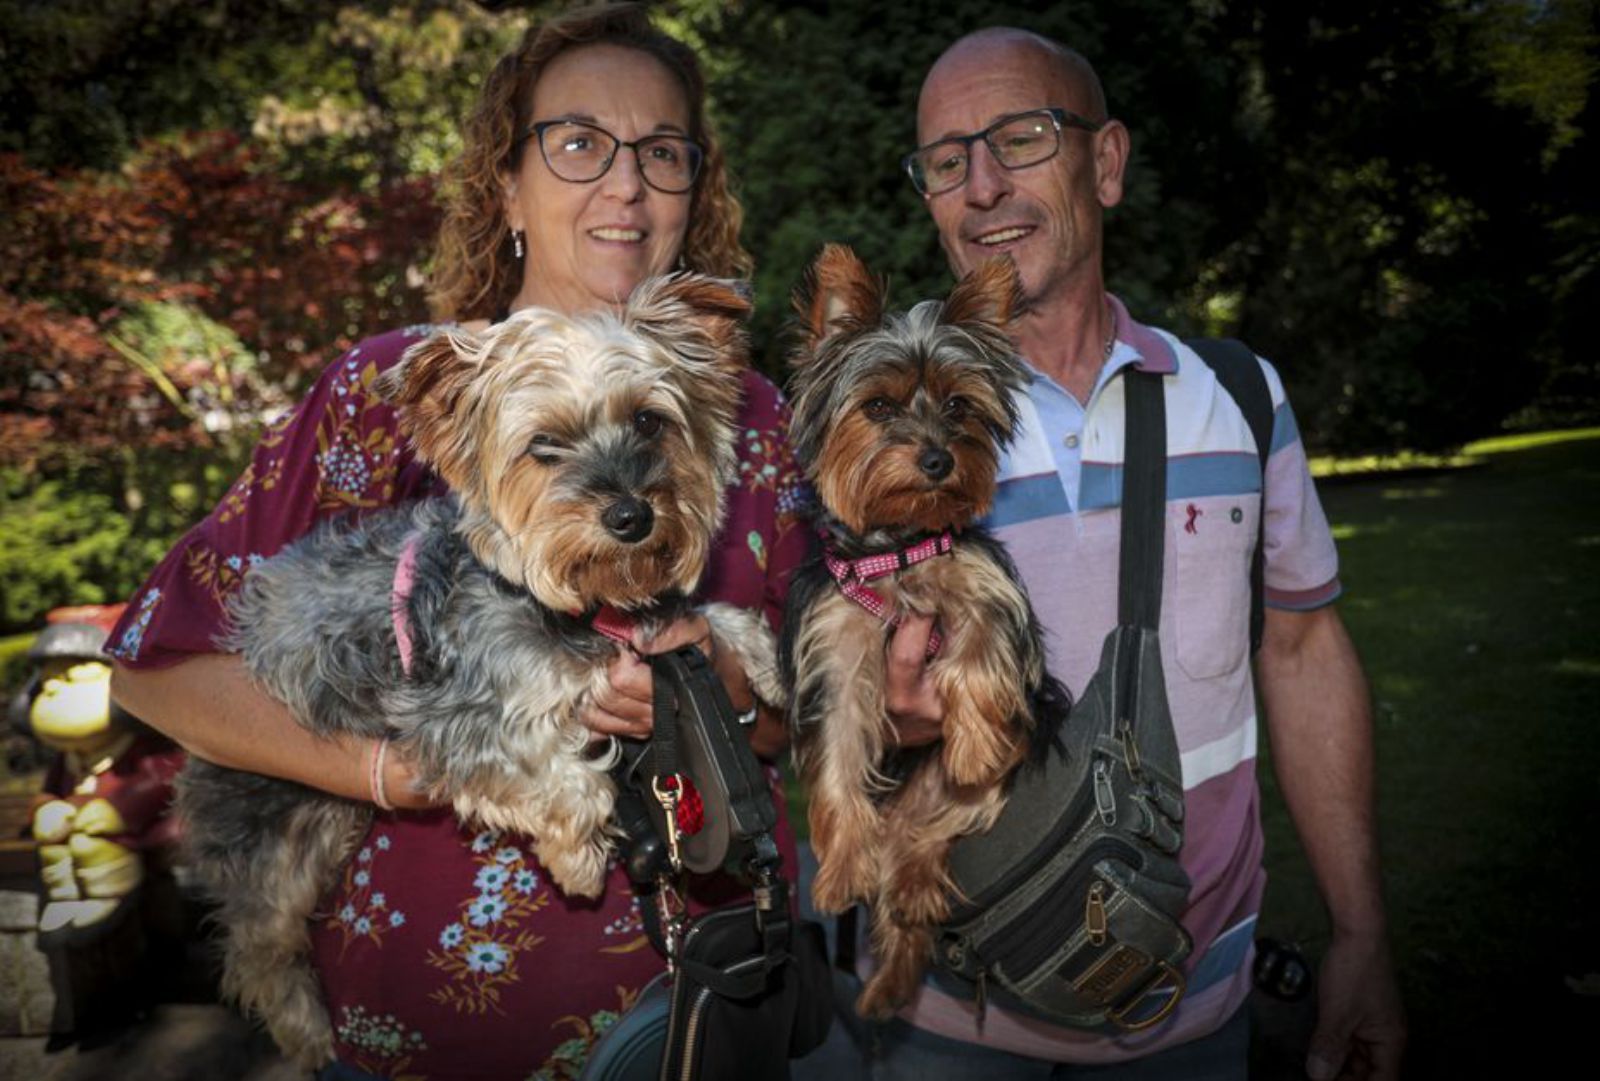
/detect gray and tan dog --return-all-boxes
[179,273,782,1068]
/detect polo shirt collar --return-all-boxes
[1109,294,1179,375]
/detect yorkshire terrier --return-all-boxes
[780,245,1070,1017]
[178,273,783,1067]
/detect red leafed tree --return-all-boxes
[0,132,440,470]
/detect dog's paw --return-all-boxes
[543,840,609,899]
[941,712,1019,788]
[811,856,873,914]
[702,602,783,706]
[886,872,952,928]
[270,1004,336,1070]
[289,1030,336,1071]
[854,971,908,1020]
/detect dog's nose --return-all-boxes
[601,497,655,543]
[919,447,955,482]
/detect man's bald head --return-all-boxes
[911,25,1130,338]
[919,28,1107,127]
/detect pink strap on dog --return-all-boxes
[394,537,633,676]
[588,605,637,648]
[822,530,955,658]
[391,533,423,677]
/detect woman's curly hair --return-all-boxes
[430,2,752,321]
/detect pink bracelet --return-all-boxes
[369,737,395,811]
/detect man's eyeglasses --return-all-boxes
[515,119,704,194]
[902,107,1106,197]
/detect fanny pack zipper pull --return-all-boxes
[1093,759,1117,825]
[1118,717,1143,777]
[1086,881,1108,947]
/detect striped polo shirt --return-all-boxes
[897,295,1341,1062]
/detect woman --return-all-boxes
[108,6,809,1079]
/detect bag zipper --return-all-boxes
[677,985,714,1081]
[664,916,768,1081]
[975,837,1139,974]
[950,768,1096,918]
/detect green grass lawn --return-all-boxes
[1256,429,1600,1075]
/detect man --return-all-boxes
[873,27,1405,1080]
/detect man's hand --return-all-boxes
[581,616,715,740]
[1306,930,1406,1080]
[884,614,945,746]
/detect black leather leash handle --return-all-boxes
[649,651,682,789]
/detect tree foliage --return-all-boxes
[0,2,528,631]
[0,133,440,469]
[681,0,1598,452]
[0,0,1596,630]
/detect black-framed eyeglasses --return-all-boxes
[902,107,1107,197]
[515,118,704,194]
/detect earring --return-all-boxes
[512,230,525,260]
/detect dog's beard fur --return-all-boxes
[783,245,1069,1019]
[182,272,778,1068]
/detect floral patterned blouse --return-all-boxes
[109,324,812,1081]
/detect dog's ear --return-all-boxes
[374,327,484,488]
[941,256,1024,330]
[792,243,885,357]
[624,272,752,372]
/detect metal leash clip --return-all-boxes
[653,870,688,971]
[651,772,687,873]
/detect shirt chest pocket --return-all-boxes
[1169,496,1259,680]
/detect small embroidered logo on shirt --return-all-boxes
[1185,504,1203,534]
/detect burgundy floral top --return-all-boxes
[109,324,812,1081]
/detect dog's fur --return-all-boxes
[179,273,782,1067]
[780,245,1070,1017]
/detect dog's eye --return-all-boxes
[526,434,564,461]
[862,397,897,422]
[633,409,665,438]
[944,396,970,421]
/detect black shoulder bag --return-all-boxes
[584,647,831,1081]
[932,369,1194,1031]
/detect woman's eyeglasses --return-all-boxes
[517,119,704,194]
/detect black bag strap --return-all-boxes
[1119,370,1167,632]
[649,652,682,783]
[1184,338,1273,653]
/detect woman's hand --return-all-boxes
[581,615,720,740]
[580,613,783,756]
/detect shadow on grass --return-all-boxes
[1255,431,1600,1077]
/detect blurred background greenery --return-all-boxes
[3,0,1597,636]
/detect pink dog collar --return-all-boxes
[822,530,954,658]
